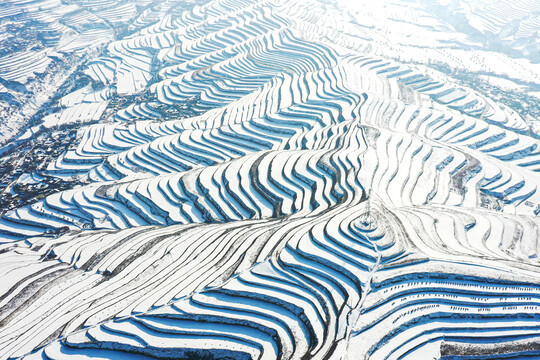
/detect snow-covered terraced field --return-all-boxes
[1,0,540,359]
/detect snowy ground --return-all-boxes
[0,0,539,359]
